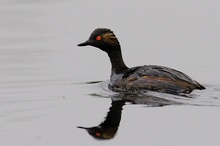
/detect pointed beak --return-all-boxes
[77,126,89,130]
[77,40,91,46]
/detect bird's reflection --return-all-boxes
[78,100,125,139]
[78,93,180,140]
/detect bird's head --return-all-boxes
[77,28,120,52]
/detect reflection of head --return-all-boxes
[78,100,125,140]
[77,126,118,140]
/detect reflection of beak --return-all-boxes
[77,126,89,130]
[77,40,91,46]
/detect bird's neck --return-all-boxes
[106,46,128,74]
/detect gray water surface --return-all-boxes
[0,0,220,146]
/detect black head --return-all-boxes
[77,28,120,52]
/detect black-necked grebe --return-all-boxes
[78,28,205,95]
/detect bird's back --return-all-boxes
[111,65,205,95]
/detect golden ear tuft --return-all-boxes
[102,32,119,45]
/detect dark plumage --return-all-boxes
[78,28,205,95]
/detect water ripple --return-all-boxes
[96,80,220,107]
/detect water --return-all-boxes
[0,0,220,146]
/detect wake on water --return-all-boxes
[87,80,220,107]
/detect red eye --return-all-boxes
[96,132,101,137]
[96,36,102,41]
